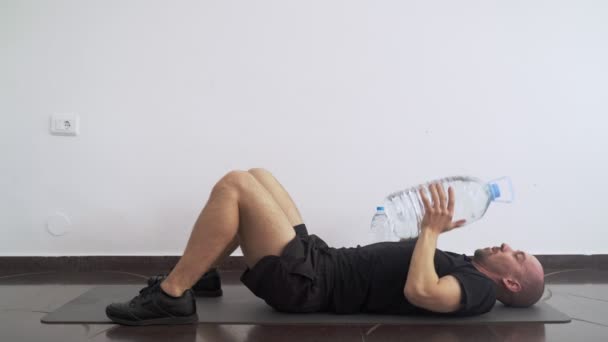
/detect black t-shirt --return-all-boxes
[323,238,496,316]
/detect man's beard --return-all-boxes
[473,248,486,261]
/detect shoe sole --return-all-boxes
[108,313,199,326]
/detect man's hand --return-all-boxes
[418,183,466,235]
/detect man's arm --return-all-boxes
[403,183,466,313]
[404,229,440,294]
[404,229,463,313]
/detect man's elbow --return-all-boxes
[404,277,464,313]
[404,280,434,298]
[404,287,428,304]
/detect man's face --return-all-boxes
[473,243,533,277]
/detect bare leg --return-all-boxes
[247,168,304,227]
[161,170,297,297]
[208,236,240,269]
[205,168,305,269]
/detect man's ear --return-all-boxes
[501,277,522,293]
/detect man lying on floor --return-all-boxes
[106,168,545,326]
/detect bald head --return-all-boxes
[472,244,545,307]
[504,254,545,307]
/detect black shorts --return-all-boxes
[240,224,331,313]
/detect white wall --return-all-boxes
[1,0,607,256]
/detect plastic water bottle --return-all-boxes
[369,206,396,243]
[382,176,514,239]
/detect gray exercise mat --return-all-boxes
[41,284,570,325]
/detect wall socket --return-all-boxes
[50,114,79,136]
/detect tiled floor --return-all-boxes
[1,268,607,341]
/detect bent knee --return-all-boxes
[215,170,257,192]
[247,167,271,177]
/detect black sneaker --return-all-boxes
[105,279,198,326]
[147,267,223,297]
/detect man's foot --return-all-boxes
[147,267,223,297]
[105,279,198,326]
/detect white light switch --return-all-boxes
[50,114,79,136]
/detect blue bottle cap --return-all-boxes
[489,183,501,200]
[377,206,384,211]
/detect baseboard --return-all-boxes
[0,255,606,274]
[0,256,246,274]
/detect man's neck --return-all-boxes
[471,259,504,298]
[471,259,493,279]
